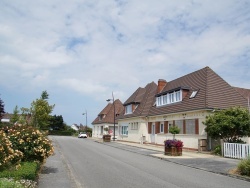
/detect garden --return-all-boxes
[0,124,54,188]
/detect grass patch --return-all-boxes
[0,162,40,181]
[238,157,250,176]
[0,178,25,188]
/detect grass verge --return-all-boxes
[0,162,40,188]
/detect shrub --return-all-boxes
[237,157,250,176]
[7,124,54,162]
[48,130,74,136]
[0,130,23,171]
[213,145,222,156]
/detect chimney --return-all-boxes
[157,79,167,93]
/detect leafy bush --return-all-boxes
[7,124,54,162]
[0,130,23,171]
[213,145,222,156]
[238,157,250,176]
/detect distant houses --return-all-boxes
[91,66,250,150]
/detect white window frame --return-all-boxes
[156,90,182,106]
[121,126,128,135]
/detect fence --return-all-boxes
[224,143,250,159]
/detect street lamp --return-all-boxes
[82,110,87,133]
[106,92,116,141]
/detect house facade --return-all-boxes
[92,99,124,139]
[117,67,250,150]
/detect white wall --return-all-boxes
[118,117,148,143]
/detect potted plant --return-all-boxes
[164,139,183,156]
[164,126,183,156]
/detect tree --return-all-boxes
[10,105,20,125]
[30,91,55,129]
[0,95,5,120]
[19,107,31,125]
[48,115,65,130]
[204,107,250,143]
[169,126,180,139]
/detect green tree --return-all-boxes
[204,107,250,143]
[10,105,19,125]
[30,91,55,129]
[169,126,180,139]
[0,95,5,119]
[48,115,65,130]
[19,107,31,125]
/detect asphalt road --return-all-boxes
[39,136,250,188]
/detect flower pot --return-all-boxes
[103,135,111,142]
[164,147,182,156]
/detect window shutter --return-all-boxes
[183,120,186,134]
[148,122,152,134]
[195,119,199,134]
[155,122,160,134]
[164,121,168,133]
[173,120,175,126]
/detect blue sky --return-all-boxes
[0,0,250,126]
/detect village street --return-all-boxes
[38,136,250,188]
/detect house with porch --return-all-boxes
[92,99,124,139]
[117,66,250,150]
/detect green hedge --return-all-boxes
[48,130,74,136]
[0,162,40,181]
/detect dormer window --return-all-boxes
[125,104,132,114]
[99,114,106,121]
[156,90,182,107]
[190,90,198,98]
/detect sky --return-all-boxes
[0,0,250,126]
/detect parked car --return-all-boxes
[78,132,88,138]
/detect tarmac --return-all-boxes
[38,137,250,188]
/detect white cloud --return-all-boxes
[0,0,249,124]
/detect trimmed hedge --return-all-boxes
[48,130,73,136]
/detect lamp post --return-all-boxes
[82,110,87,133]
[106,92,116,141]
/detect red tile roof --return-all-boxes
[149,66,249,115]
[92,99,124,124]
[118,82,157,119]
[118,66,249,119]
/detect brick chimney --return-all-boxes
[157,79,167,93]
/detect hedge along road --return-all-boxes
[38,136,250,188]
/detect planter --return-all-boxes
[103,135,111,142]
[164,147,182,156]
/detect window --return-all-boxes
[131,122,139,130]
[186,119,196,134]
[121,126,128,135]
[125,104,132,114]
[175,120,183,134]
[160,123,164,133]
[190,90,198,98]
[156,90,182,106]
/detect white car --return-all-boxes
[78,132,88,138]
